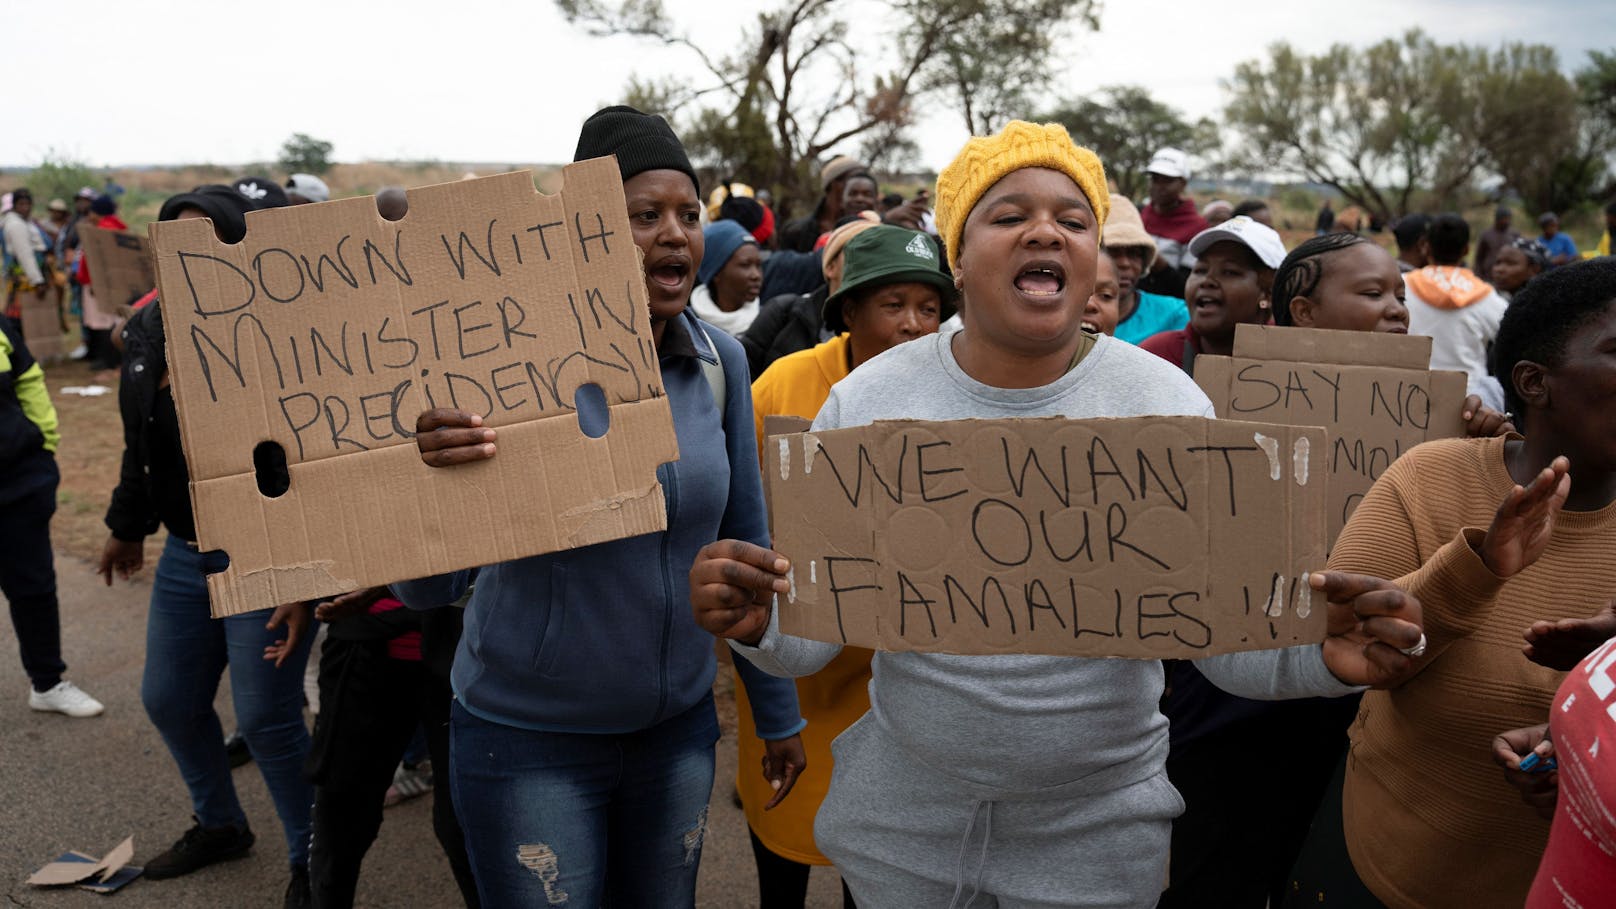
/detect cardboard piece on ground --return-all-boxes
[764,415,1327,658]
[1195,324,1468,544]
[28,836,137,889]
[150,158,678,617]
[16,288,65,360]
[80,225,157,315]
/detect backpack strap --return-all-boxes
[693,320,726,407]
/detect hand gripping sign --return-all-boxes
[151,158,678,617]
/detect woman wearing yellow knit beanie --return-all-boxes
[693,121,1423,908]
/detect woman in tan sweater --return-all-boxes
[1322,258,1616,908]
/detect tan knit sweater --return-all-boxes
[1330,435,1616,909]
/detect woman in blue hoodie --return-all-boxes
[392,107,806,907]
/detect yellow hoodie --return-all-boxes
[738,331,875,864]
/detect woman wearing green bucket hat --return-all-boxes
[750,224,955,447]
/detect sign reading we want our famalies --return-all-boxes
[766,415,1328,659]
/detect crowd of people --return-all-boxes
[3,105,1616,909]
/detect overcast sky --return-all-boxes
[7,0,1613,173]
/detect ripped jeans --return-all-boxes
[449,693,719,907]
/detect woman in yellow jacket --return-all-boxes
[738,223,956,907]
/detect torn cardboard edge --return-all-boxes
[1230,321,1435,369]
[149,156,679,617]
[28,836,138,889]
[764,414,1329,659]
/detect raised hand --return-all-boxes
[1479,456,1570,578]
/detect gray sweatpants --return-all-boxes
[815,714,1182,909]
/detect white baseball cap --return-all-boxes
[1146,147,1190,180]
[285,173,331,203]
[1188,216,1287,269]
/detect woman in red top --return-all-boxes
[1139,215,1285,375]
[73,194,127,372]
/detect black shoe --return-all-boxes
[143,817,255,879]
[225,732,253,768]
[284,864,310,909]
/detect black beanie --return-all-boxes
[157,185,257,244]
[719,194,765,233]
[573,105,698,193]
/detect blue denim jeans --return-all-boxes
[141,536,314,866]
[449,694,720,907]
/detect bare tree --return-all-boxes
[559,0,1096,212]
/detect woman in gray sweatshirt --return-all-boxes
[691,121,1427,909]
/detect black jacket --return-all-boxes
[739,286,830,379]
[104,301,170,542]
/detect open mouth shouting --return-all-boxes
[1013,260,1067,300]
[1191,290,1224,315]
[647,256,691,291]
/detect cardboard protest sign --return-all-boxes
[765,415,1327,658]
[80,225,157,315]
[16,288,64,360]
[1195,325,1468,544]
[150,158,678,617]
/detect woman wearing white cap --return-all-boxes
[1138,216,1287,375]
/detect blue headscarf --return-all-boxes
[698,219,756,286]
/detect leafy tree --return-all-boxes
[1223,31,1494,223]
[1472,45,1584,215]
[558,0,1096,214]
[278,133,335,176]
[1566,50,1616,205]
[26,151,98,205]
[1044,86,1219,200]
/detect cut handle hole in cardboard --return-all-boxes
[253,441,291,498]
[375,188,409,222]
[574,383,610,439]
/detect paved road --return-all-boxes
[1,553,843,907]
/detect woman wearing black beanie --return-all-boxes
[394,107,807,907]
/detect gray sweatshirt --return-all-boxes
[734,330,1360,798]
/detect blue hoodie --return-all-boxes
[394,310,804,738]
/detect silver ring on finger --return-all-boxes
[1399,633,1428,658]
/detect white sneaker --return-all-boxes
[68,344,89,360]
[29,681,105,718]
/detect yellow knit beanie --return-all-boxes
[933,121,1109,272]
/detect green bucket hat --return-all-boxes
[823,225,957,333]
